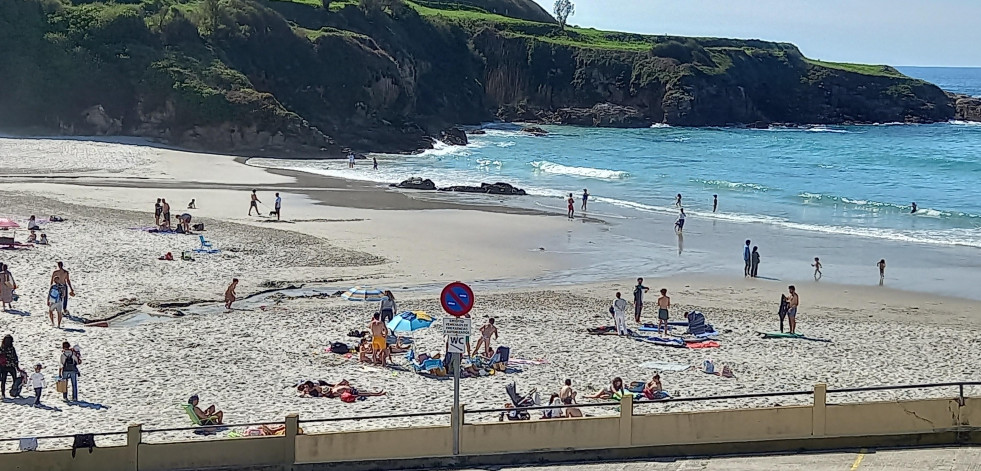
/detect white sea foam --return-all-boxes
[650,123,672,128]
[949,120,981,126]
[691,179,770,192]
[530,160,629,180]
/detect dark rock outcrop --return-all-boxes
[439,127,468,146]
[438,182,527,195]
[552,103,653,128]
[390,177,437,190]
[954,95,981,122]
[520,126,548,136]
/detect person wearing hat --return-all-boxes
[30,364,45,407]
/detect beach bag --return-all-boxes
[340,391,357,403]
[56,379,68,393]
[329,342,350,354]
[10,374,23,397]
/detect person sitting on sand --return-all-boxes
[49,215,64,222]
[224,278,238,310]
[586,377,625,400]
[562,396,583,417]
[38,233,49,245]
[27,230,37,244]
[542,393,564,419]
[559,379,577,404]
[187,199,196,209]
[27,215,39,231]
[642,374,668,400]
[323,379,386,398]
[188,395,224,425]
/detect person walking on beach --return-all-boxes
[47,282,65,328]
[372,156,378,170]
[877,259,887,285]
[812,257,823,281]
[0,263,16,311]
[369,313,388,366]
[713,195,718,212]
[581,189,589,211]
[154,198,163,226]
[633,278,649,323]
[274,193,282,221]
[51,262,74,317]
[675,194,682,208]
[750,246,760,278]
[675,208,686,233]
[59,341,80,402]
[656,288,671,335]
[249,190,261,216]
[224,278,238,310]
[474,318,498,357]
[379,290,396,323]
[786,285,799,334]
[566,193,575,219]
[29,364,44,407]
[348,153,356,169]
[743,240,752,277]
[0,334,19,400]
[612,292,628,335]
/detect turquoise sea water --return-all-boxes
[250,67,981,250]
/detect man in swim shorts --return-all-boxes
[656,288,671,334]
[369,313,388,366]
[787,285,799,334]
[633,278,649,323]
[249,190,261,216]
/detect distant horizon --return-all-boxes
[531,0,981,67]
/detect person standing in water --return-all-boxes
[566,193,575,219]
[811,257,823,280]
[743,239,752,277]
[581,189,589,211]
[911,202,918,214]
[348,153,356,169]
[877,259,886,284]
[786,285,799,334]
[750,246,760,278]
[249,190,261,216]
[675,194,682,207]
[713,195,718,212]
[675,208,686,233]
[373,156,378,170]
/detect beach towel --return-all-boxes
[686,340,720,349]
[632,336,686,348]
[586,326,617,335]
[639,361,690,371]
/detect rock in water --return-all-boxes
[390,177,437,190]
[438,182,527,195]
[439,127,468,146]
[520,126,548,136]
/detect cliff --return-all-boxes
[0,0,969,156]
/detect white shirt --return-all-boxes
[613,298,628,315]
[275,196,281,209]
[30,372,44,389]
[348,155,355,163]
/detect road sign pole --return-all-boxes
[452,352,461,455]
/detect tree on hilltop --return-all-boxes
[554,0,574,30]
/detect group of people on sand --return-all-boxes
[153,198,195,233]
[608,277,673,335]
[1,335,83,405]
[541,379,583,419]
[297,379,386,401]
[248,190,282,221]
[1,260,77,328]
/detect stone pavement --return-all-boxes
[455,447,981,470]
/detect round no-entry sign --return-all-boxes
[440,282,474,317]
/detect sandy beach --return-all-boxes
[1,136,980,452]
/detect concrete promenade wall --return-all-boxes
[3,386,980,471]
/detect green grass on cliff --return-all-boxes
[805,59,907,78]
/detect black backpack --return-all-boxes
[329,342,349,354]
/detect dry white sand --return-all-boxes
[1,138,979,452]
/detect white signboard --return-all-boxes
[447,336,467,354]
[442,318,472,336]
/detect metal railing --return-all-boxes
[2,381,980,449]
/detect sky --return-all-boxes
[531,0,981,67]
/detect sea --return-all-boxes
[248,67,981,297]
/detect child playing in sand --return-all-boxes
[224,278,238,310]
[27,231,37,244]
[38,233,49,245]
[187,199,196,209]
[812,257,822,280]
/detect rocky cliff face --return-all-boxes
[954,95,981,122]
[0,0,972,157]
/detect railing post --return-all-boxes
[285,413,299,469]
[126,423,142,471]
[619,394,633,447]
[812,383,827,437]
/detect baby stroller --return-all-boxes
[499,382,538,421]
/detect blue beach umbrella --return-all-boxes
[341,286,386,302]
[387,311,435,333]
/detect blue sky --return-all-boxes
[532,0,981,67]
